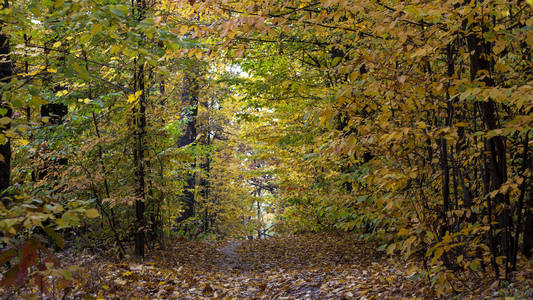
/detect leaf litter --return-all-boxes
[7,233,533,299]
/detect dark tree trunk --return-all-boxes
[523,157,533,258]
[200,154,211,233]
[440,138,450,225]
[511,137,530,268]
[466,7,511,278]
[133,62,146,257]
[176,67,198,223]
[0,0,13,200]
[131,0,148,258]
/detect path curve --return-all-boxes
[217,240,242,270]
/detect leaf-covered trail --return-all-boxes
[63,234,428,299]
[57,234,527,299]
[217,240,243,270]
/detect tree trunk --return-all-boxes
[200,154,210,233]
[131,0,148,258]
[0,0,13,201]
[466,6,511,278]
[176,66,199,223]
[133,61,147,257]
[522,156,533,258]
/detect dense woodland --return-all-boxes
[0,0,532,298]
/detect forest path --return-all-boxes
[63,234,441,299]
[13,234,529,299]
[217,240,243,270]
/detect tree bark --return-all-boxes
[466,5,511,278]
[133,62,146,257]
[522,154,533,258]
[0,0,13,200]
[176,66,199,223]
[132,0,147,258]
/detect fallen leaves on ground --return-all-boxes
[5,233,533,299]
[69,234,430,299]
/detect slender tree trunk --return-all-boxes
[0,0,13,201]
[439,138,450,231]
[512,137,529,267]
[256,188,262,239]
[133,61,147,257]
[132,0,147,257]
[466,5,510,278]
[522,155,533,258]
[200,153,211,233]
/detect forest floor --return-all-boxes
[67,234,431,299]
[8,233,533,299]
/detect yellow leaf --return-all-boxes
[54,0,64,8]
[456,255,463,264]
[407,265,419,275]
[432,247,444,264]
[110,45,121,55]
[127,94,137,103]
[398,228,409,236]
[123,270,134,277]
[85,208,100,218]
[493,41,505,55]
[56,90,69,97]
[0,117,10,125]
[386,243,396,255]
[91,23,103,35]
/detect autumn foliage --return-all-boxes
[0,0,532,298]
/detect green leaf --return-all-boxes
[469,260,480,271]
[28,0,44,15]
[71,62,90,81]
[331,56,342,66]
[0,248,16,266]
[110,5,129,18]
[28,95,47,107]
[60,269,73,280]
[43,227,65,249]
